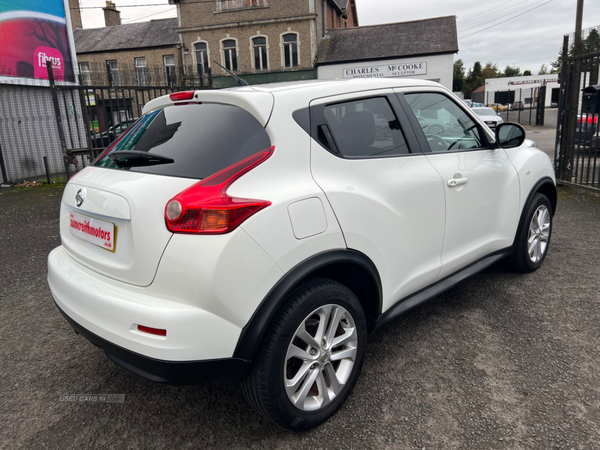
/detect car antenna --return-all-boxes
[212,60,249,86]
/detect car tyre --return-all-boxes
[508,193,553,273]
[241,277,367,430]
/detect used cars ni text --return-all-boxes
[48,78,556,430]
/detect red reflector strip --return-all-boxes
[170,91,195,101]
[138,325,167,337]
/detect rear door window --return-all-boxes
[94,103,271,179]
[323,97,410,158]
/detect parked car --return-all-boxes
[462,99,473,107]
[48,79,556,431]
[91,120,137,147]
[575,114,599,150]
[471,102,485,108]
[472,106,504,129]
[487,103,508,112]
[511,101,525,111]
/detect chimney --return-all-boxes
[103,1,121,27]
[69,0,82,30]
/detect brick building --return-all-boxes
[172,0,358,86]
[73,8,181,87]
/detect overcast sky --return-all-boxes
[79,0,600,74]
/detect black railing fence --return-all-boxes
[555,46,600,191]
[0,64,196,185]
[79,62,213,89]
[480,87,550,126]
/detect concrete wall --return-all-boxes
[317,53,454,90]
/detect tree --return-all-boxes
[464,61,483,98]
[584,28,600,55]
[482,61,499,80]
[523,70,532,76]
[453,59,465,92]
[538,64,548,75]
[503,65,521,77]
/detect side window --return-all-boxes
[404,92,485,152]
[323,97,409,158]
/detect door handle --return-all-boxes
[447,177,468,187]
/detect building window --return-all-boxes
[78,62,91,85]
[107,60,119,86]
[218,0,265,11]
[194,42,210,76]
[282,33,298,68]
[135,57,148,86]
[163,55,177,86]
[222,39,238,72]
[252,36,268,70]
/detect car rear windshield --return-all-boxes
[93,103,271,179]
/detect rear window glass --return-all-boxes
[324,97,409,158]
[93,103,271,179]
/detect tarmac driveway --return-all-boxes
[1,184,599,449]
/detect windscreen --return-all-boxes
[94,103,271,179]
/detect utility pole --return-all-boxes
[574,0,584,56]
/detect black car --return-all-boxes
[575,115,599,150]
[92,120,137,147]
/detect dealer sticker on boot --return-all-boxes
[70,211,116,252]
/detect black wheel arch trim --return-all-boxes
[232,249,382,362]
[513,177,557,246]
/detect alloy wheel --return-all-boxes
[284,304,358,412]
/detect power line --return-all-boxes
[459,0,522,24]
[460,0,548,33]
[459,0,555,38]
[75,1,215,9]
[122,7,174,23]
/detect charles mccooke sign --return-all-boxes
[344,62,427,79]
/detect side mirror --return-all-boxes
[495,123,526,148]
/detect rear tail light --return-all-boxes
[169,91,195,102]
[165,146,274,234]
[577,115,599,124]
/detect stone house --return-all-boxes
[172,0,358,86]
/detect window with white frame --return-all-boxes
[222,39,238,72]
[282,33,298,68]
[252,36,268,70]
[218,0,265,11]
[163,55,177,86]
[106,60,119,86]
[78,62,91,85]
[135,57,148,86]
[194,42,210,76]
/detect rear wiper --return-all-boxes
[108,151,174,167]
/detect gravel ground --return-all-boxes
[1,183,599,450]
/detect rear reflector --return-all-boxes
[170,91,195,101]
[138,325,167,337]
[165,147,274,234]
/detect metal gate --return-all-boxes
[555,50,600,190]
[0,66,190,185]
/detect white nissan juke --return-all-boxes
[48,78,556,430]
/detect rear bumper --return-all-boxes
[55,301,250,384]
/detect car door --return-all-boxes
[395,88,520,280]
[309,90,446,311]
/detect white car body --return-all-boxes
[472,106,504,130]
[48,78,556,427]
